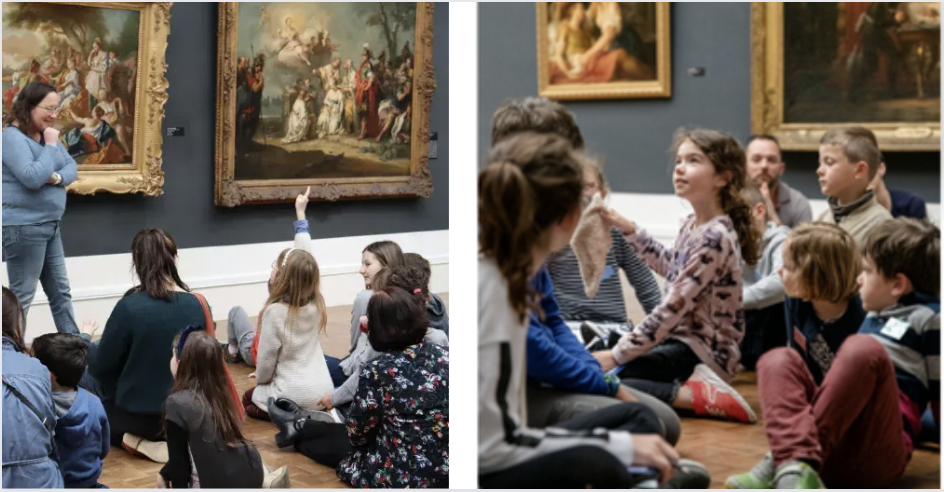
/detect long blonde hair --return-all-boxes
[264,248,328,334]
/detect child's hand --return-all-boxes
[599,208,636,236]
[81,320,101,339]
[156,474,167,489]
[593,350,618,372]
[319,393,334,410]
[295,186,310,220]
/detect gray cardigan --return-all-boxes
[742,222,790,310]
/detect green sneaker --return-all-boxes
[725,452,775,489]
[773,461,826,489]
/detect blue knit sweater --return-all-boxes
[526,267,617,397]
[2,126,77,225]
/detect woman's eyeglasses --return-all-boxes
[36,105,60,114]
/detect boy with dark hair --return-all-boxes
[32,333,109,489]
[815,126,892,246]
[728,218,940,488]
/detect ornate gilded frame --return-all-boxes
[214,2,436,207]
[751,2,940,151]
[536,2,671,100]
[63,2,171,196]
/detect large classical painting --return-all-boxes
[215,2,435,206]
[752,2,940,150]
[1,2,170,195]
[537,2,671,100]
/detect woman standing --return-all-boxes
[2,81,79,335]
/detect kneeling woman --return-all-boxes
[273,286,448,488]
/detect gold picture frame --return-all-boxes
[2,2,171,195]
[751,2,940,151]
[214,2,436,207]
[536,2,671,100]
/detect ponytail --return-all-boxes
[478,132,584,323]
[721,185,761,267]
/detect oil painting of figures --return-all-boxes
[2,2,140,165]
[230,2,419,181]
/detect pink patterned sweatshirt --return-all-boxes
[613,214,745,381]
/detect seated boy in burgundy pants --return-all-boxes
[728,218,940,489]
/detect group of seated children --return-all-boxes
[477,96,938,489]
[2,187,449,489]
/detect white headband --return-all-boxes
[281,248,298,268]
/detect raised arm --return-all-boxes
[293,186,313,253]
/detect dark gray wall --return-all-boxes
[61,2,449,257]
[478,2,940,203]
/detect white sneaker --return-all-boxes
[263,464,290,488]
[121,433,169,463]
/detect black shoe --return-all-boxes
[606,330,622,349]
[585,336,607,352]
[662,459,711,489]
[221,342,242,364]
[267,398,301,449]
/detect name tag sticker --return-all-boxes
[601,265,616,282]
[881,318,911,340]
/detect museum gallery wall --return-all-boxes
[478,2,939,205]
[2,2,449,257]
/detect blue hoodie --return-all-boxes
[53,387,109,488]
[526,267,616,397]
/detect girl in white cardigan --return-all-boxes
[242,189,334,419]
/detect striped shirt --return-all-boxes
[859,292,940,434]
[547,228,662,323]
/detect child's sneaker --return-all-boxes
[262,461,290,488]
[725,452,774,488]
[687,364,757,424]
[580,321,609,345]
[221,342,242,364]
[772,461,825,489]
[122,433,169,463]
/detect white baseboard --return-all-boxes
[2,230,449,342]
[610,192,940,245]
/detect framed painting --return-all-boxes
[214,2,436,207]
[1,2,171,195]
[752,2,940,151]
[536,2,671,100]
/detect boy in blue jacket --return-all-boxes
[32,333,110,488]
[526,267,681,445]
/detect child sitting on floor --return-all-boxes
[242,190,334,419]
[594,128,761,424]
[726,221,868,489]
[738,184,791,370]
[160,328,279,488]
[735,218,940,488]
[815,126,892,246]
[224,187,314,367]
[32,333,109,489]
[404,253,450,335]
[315,265,449,414]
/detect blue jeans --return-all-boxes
[325,355,347,388]
[2,222,78,335]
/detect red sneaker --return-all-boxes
[686,376,757,424]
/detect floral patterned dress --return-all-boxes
[337,343,449,488]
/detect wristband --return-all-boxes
[605,372,622,397]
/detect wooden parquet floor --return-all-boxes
[96,289,940,488]
[99,294,448,489]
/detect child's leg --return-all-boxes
[324,356,347,387]
[812,335,910,488]
[741,303,787,371]
[479,446,638,489]
[552,401,663,436]
[241,388,270,421]
[756,347,820,467]
[227,306,256,366]
[618,340,700,406]
[294,421,352,468]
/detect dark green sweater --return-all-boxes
[89,292,211,415]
